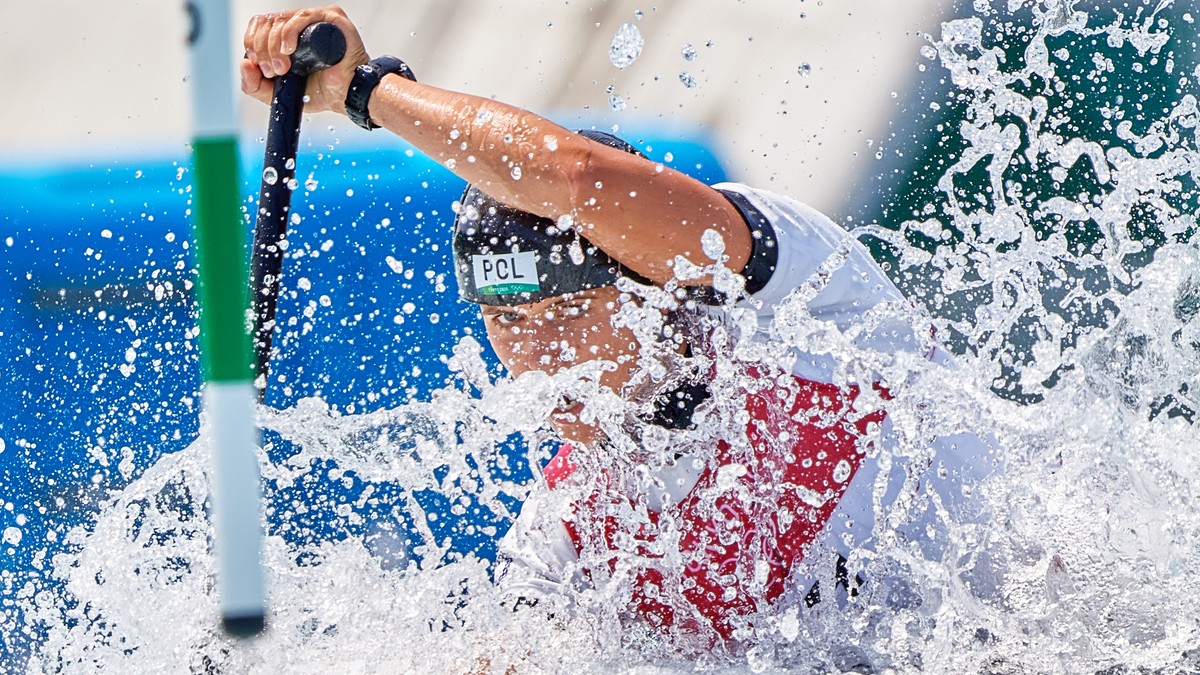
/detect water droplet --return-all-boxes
[568,238,586,265]
[511,165,523,180]
[679,72,697,88]
[262,167,278,185]
[609,23,644,69]
[797,63,812,77]
[609,92,627,111]
[833,459,852,483]
[305,174,319,191]
[701,229,726,260]
[682,43,697,61]
[285,157,295,170]
[920,45,938,60]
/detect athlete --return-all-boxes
[242,6,1001,643]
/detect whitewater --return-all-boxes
[6,1,1200,672]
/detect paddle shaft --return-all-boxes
[250,22,346,399]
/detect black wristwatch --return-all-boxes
[345,56,417,130]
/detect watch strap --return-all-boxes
[345,56,416,130]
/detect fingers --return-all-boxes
[243,7,361,76]
[267,18,289,76]
[243,13,272,78]
[242,10,297,78]
[239,58,272,105]
[280,10,321,56]
[279,6,365,64]
[240,6,368,111]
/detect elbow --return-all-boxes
[554,135,599,216]
[471,129,595,221]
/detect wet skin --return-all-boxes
[480,285,645,447]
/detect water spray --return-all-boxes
[249,22,346,395]
[186,1,343,638]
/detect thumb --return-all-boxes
[240,58,273,106]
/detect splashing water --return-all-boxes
[609,23,645,70]
[8,2,1200,672]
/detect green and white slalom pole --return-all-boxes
[185,0,266,637]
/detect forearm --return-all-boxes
[368,74,584,222]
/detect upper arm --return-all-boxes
[561,138,753,287]
[365,80,752,286]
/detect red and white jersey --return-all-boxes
[493,183,1001,638]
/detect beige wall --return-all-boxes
[0,0,953,216]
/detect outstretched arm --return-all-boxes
[241,5,751,286]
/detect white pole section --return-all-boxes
[184,0,267,637]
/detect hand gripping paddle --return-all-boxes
[249,22,346,401]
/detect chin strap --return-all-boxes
[646,377,711,430]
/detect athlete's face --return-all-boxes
[480,285,642,446]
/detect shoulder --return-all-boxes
[712,182,848,242]
[711,183,892,310]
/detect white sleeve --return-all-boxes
[714,183,937,385]
[493,491,586,607]
[713,183,867,313]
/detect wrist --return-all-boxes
[328,94,348,117]
[345,56,417,130]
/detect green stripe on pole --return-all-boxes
[192,136,253,383]
[187,0,266,636]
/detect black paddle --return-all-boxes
[250,22,346,401]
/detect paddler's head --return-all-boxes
[450,131,650,445]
